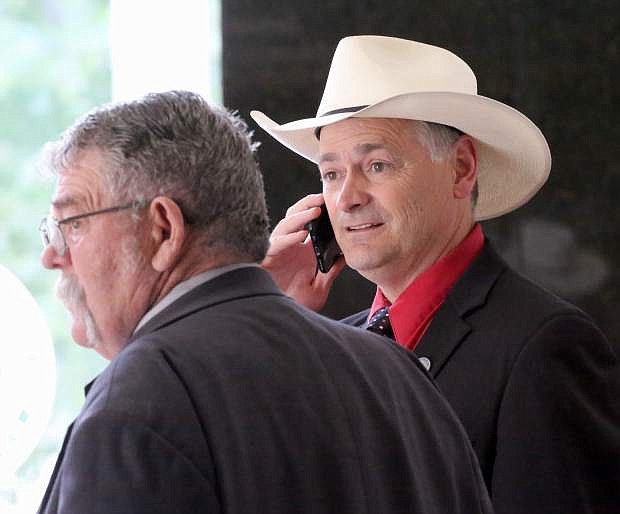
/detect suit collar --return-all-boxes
[83,267,283,395]
[134,263,260,334]
[130,266,283,342]
[414,241,507,377]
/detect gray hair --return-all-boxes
[42,90,270,262]
[412,121,479,207]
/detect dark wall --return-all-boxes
[223,1,620,345]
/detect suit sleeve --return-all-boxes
[55,410,220,514]
[492,313,620,514]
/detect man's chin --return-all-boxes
[70,317,97,349]
[345,252,396,285]
[343,252,384,274]
[71,324,96,348]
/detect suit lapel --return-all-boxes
[415,242,507,378]
[415,300,471,377]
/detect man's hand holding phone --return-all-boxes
[261,193,345,311]
[304,204,343,273]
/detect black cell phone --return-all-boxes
[304,204,342,273]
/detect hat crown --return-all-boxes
[317,36,478,116]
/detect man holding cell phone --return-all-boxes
[304,204,342,273]
[253,35,620,514]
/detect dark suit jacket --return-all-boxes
[344,242,620,514]
[38,267,492,514]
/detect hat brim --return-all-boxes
[251,91,551,221]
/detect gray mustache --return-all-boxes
[56,275,100,348]
[57,275,86,311]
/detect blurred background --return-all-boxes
[0,0,221,510]
[0,0,618,511]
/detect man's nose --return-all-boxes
[41,244,70,270]
[335,169,371,212]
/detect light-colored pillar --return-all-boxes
[110,0,221,103]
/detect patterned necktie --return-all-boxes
[366,306,394,339]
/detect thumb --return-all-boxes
[316,255,346,290]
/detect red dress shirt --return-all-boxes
[368,224,484,350]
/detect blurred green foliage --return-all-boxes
[0,0,110,500]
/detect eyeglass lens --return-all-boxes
[40,217,66,255]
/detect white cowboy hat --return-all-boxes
[250,35,551,221]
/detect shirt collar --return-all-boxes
[369,224,484,346]
[133,263,260,334]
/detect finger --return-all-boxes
[325,255,346,282]
[271,206,322,237]
[266,230,308,255]
[284,193,324,217]
[314,255,346,289]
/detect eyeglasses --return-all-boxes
[38,202,141,257]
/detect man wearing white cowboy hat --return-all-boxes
[252,35,620,514]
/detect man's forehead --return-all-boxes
[318,118,417,162]
[51,154,106,212]
[51,192,88,210]
[320,117,414,143]
[319,143,388,164]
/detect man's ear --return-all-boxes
[148,196,187,272]
[452,135,478,200]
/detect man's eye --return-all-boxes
[370,161,389,173]
[70,220,82,230]
[321,170,339,182]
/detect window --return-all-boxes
[0,1,221,511]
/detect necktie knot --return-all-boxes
[367,306,394,339]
